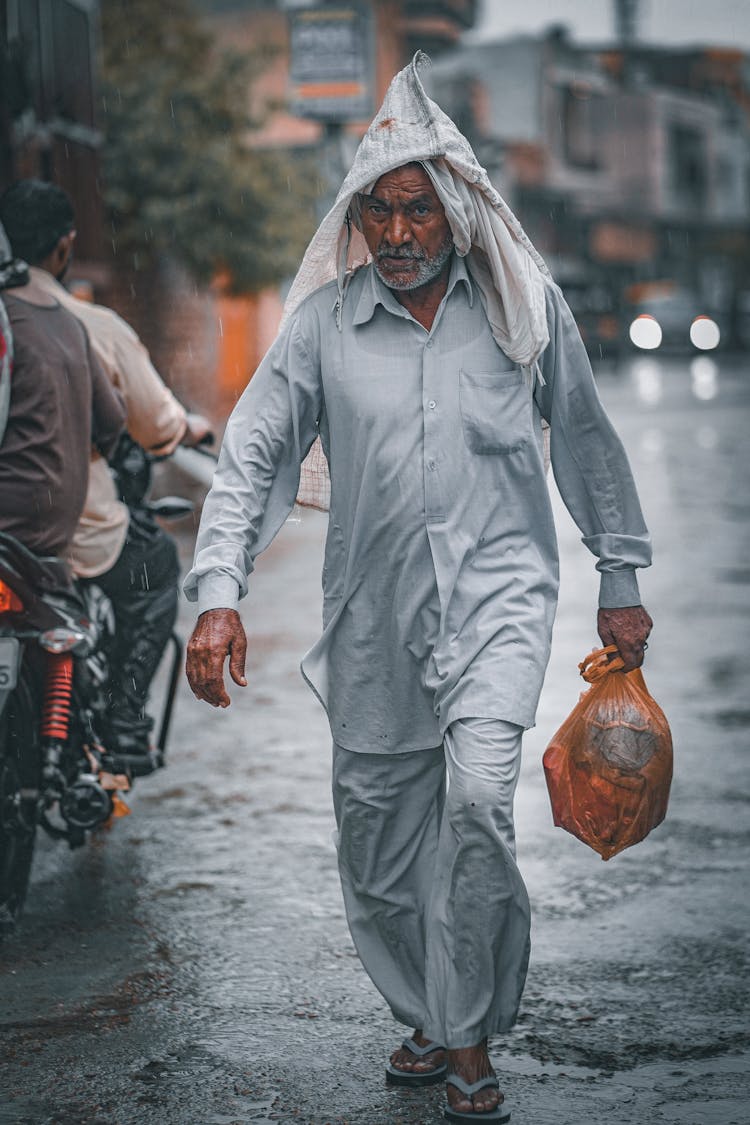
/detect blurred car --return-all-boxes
[624,281,726,353]
[554,259,621,360]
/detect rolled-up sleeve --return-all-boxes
[183,310,323,613]
[536,284,652,608]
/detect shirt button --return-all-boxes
[428,400,436,410]
[427,459,436,470]
[425,339,433,348]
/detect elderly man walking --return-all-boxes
[185,55,652,1121]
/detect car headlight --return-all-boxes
[629,315,662,350]
[690,316,720,351]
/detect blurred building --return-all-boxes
[0,0,104,271]
[429,27,750,353]
[195,0,479,402]
[2,1,481,414]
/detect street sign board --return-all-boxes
[289,3,374,122]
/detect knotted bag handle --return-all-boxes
[579,645,625,683]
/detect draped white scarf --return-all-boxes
[286,53,553,509]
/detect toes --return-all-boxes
[475,1089,500,1112]
[413,1052,444,1072]
[448,1091,473,1113]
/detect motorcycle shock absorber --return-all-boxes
[40,652,113,837]
[40,652,74,794]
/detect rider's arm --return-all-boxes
[87,335,126,459]
[103,309,187,455]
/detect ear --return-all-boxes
[55,230,76,265]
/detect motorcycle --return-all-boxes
[0,439,200,935]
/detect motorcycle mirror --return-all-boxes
[145,497,195,520]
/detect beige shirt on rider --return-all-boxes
[28,268,187,578]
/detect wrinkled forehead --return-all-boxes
[369,162,437,199]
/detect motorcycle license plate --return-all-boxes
[0,637,20,691]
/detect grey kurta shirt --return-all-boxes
[185,254,651,752]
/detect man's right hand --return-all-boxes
[181,412,214,448]
[186,609,247,707]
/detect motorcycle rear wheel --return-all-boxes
[0,669,40,937]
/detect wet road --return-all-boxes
[2,353,749,1125]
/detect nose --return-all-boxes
[383,211,411,247]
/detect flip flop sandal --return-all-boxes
[444,1073,511,1122]
[385,1036,448,1087]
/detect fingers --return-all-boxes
[617,636,644,673]
[597,618,615,649]
[597,605,653,672]
[229,624,248,687]
[186,642,230,707]
[186,609,247,707]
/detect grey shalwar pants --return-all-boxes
[332,718,531,1050]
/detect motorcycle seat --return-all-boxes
[0,531,73,592]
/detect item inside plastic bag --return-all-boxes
[543,646,673,860]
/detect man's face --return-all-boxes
[359,164,453,291]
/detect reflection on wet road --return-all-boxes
[1,355,749,1124]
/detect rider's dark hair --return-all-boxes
[0,180,75,265]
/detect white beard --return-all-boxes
[374,234,454,291]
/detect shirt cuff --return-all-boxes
[197,573,240,615]
[598,568,641,609]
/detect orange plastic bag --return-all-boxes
[543,646,673,860]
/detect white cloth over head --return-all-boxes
[286,51,553,510]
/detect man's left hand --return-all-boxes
[597,605,653,672]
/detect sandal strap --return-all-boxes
[402,1037,446,1057]
[446,1073,500,1097]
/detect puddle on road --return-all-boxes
[711,707,750,729]
[716,566,750,585]
[1,968,170,1040]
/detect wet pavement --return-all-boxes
[1,353,749,1125]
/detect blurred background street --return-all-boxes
[2,0,750,1122]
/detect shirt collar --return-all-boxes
[352,251,474,327]
[28,266,66,297]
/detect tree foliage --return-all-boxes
[99,0,316,292]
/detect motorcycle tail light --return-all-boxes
[0,579,23,614]
[39,627,86,654]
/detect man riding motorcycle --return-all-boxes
[0,222,125,563]
[0,181,211,772]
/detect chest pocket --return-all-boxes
[459,369,531,454]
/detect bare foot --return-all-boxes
[446,1039,503,1115]
[389,1028,446,1074]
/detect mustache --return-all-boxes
[376,246,425,261]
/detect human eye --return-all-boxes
[412,201,432,218]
